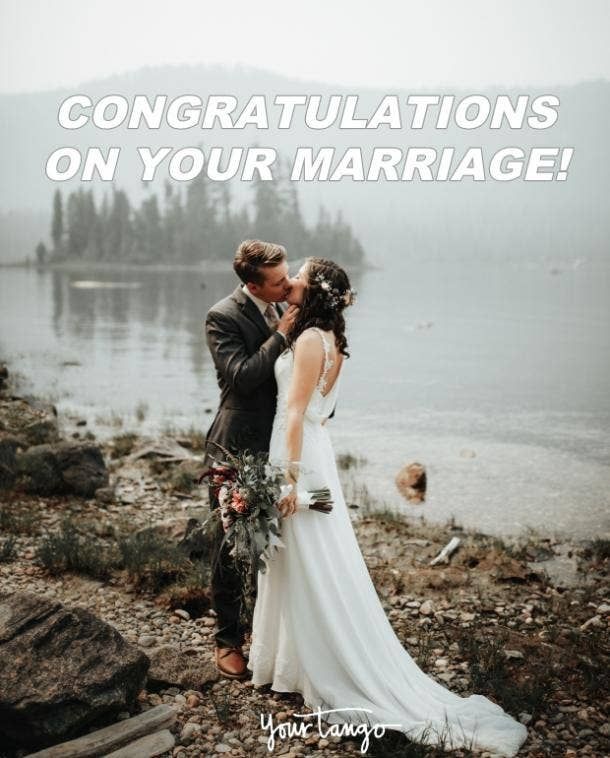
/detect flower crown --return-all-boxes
[313,272,357,309]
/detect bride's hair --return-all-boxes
[286,257,354,357]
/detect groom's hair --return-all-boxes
[233,239,287,285]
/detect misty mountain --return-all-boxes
[0,63,608,264]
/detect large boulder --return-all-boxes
[0,592,149,751]
[0,396,59,446]
[16,440,109,497]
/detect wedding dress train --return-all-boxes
[247,328,528,756]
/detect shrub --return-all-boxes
[118,528,190,591]
[455,626,553,718]
[0,504,38,535]
[111,432,138,459]
[336,452,367,470]
[0,535,17,563]
[36,519,115,579]
[170,469,196,493]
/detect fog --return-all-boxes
[2,0,610,93]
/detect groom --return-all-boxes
[204,239,298,680]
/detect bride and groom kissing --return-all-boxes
[203,240,528,756]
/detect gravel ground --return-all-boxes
[1,369,609,757]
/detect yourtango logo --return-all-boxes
[260,706,403,753]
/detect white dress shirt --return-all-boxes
[241,285,286,339]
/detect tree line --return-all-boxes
[35,169,366,267]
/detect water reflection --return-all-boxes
[2,260,608,540]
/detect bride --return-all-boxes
[246,257,528,756]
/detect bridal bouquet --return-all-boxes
[196,446,333,613]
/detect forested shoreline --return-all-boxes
[34,173,366,268]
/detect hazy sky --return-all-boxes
[1,0,609,93]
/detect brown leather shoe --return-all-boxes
[214,646,249,680]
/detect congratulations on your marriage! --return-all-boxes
[46,93,574,183]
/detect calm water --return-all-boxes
[1,258,609,539]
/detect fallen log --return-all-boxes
[24,704,176,758]
[105,729,175,757]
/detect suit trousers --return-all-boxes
[209,486,251,648]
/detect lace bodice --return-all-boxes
[274,327,341,427]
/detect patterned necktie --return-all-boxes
[264,303,280,331]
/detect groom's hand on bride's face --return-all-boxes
[278,305,299,335]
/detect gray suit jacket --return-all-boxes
[204,285,286,467]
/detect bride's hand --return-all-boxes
[278,491,298,517]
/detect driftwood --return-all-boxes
[105,729,175,757]
[129,438,194,462]
[430,537,461,566]
[25,705,176,758]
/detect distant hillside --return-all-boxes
[1,64,608,264]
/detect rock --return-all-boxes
[0,396,57,446]
[419,600,435,616]
[173,609,190,621]
[138,635,157,648]
[459,448,477,458]
[16,440,109,497]
[436,671,455,683]
[22,396,58,418]
[148,517,196,543]
[23,417,60,445]
[0,591,149,751]
[395,462,426,504]
[130,438,194,462]
[180,722,202,744]
[504,649,525,660]
[596,603,610,615]
[147,646,219,690]
[579,615,601,630]
[519,712,533,725]
[95,485,116,505]
[215,743,231,753]
[477,549,538,582]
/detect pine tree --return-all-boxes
[107,189,133,259]
[51,189,64,257]
[162,180,184,262]
[251,177,284,243]
[182,173,217,262]
[133,194,163,262]
[35,241,47,265]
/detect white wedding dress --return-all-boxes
[247,328,528,757]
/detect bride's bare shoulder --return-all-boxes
[293,328,326,356]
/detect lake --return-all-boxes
[1,256,609,539]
